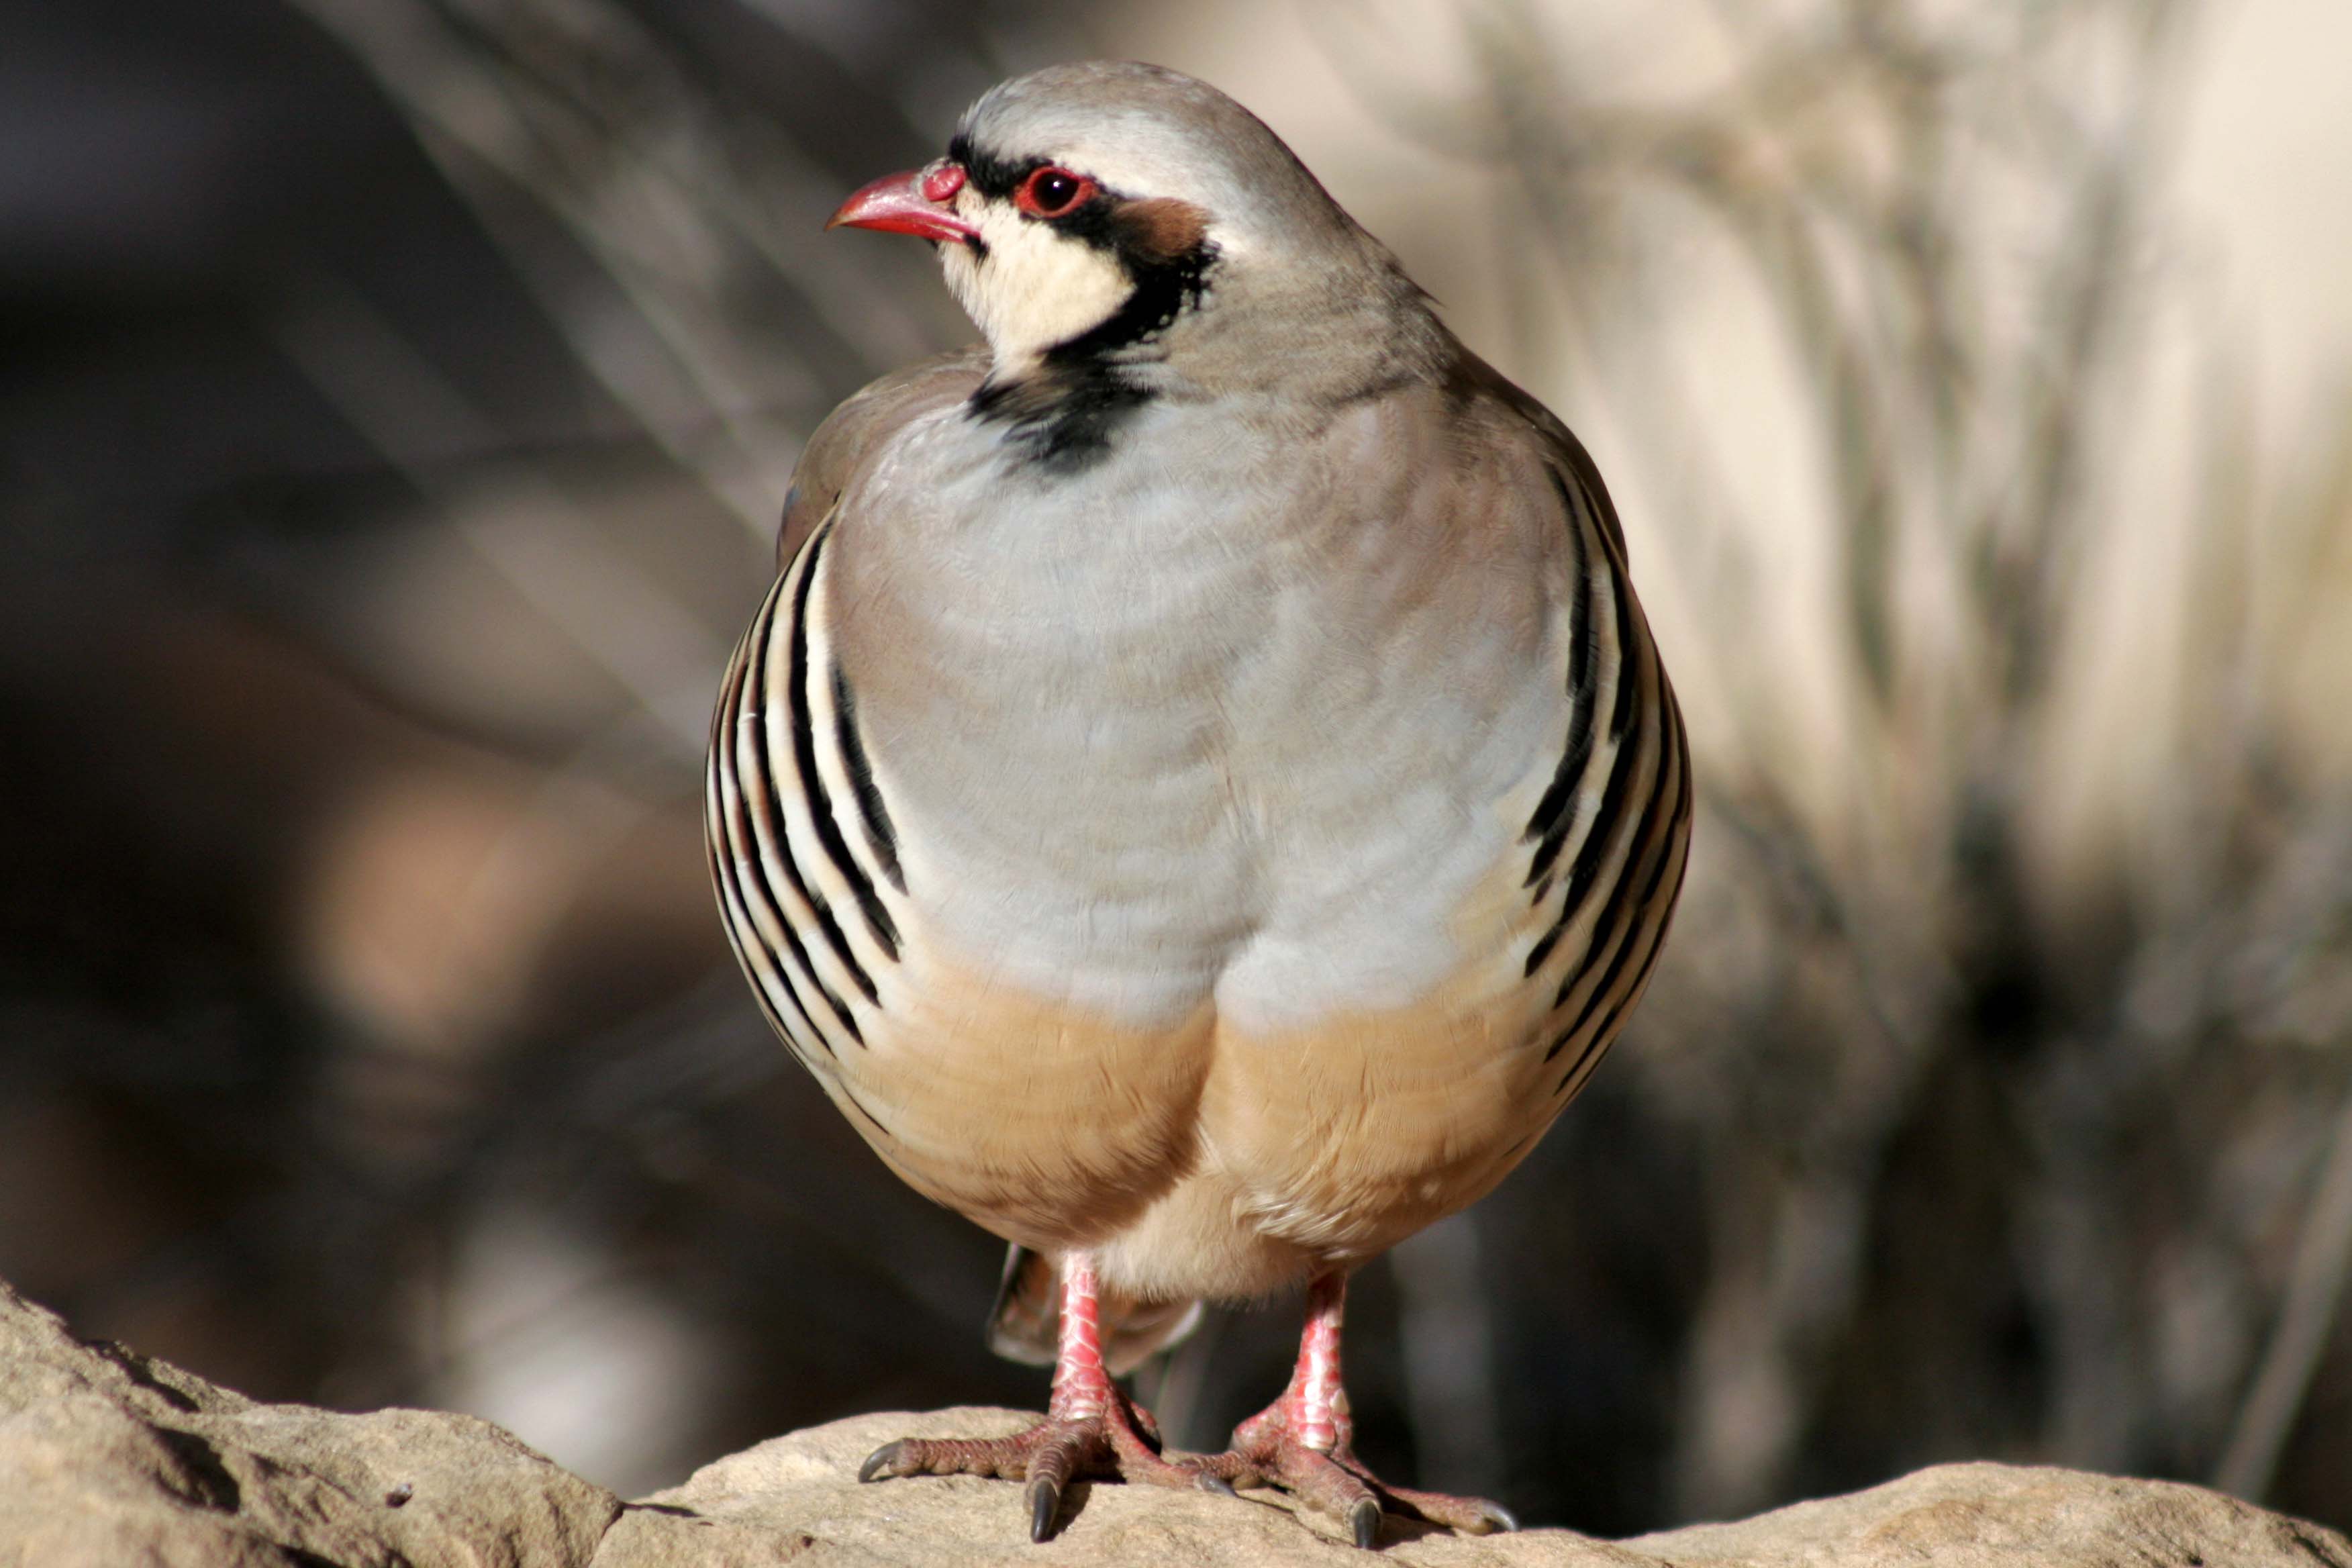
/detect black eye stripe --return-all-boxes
[948,137,1101,217]
[948,134,1030,200]
[946,135,1218,322]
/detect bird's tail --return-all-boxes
[987,1245,1204,1376]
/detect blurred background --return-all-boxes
[5,0,2351,1537]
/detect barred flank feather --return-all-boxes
[1518,455,1693,1113]
[706,520,905,1127]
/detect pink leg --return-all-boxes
[859,1253,1203,1540]
[1236,1270,1351,1453]
[1215,1271,1518,1549]
[863,1264,1514,1549]
[1046,1253,1113,1416]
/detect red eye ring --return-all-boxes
[1015,166,1096,219]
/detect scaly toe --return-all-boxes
[1371,1481,1518,1535]
[855,1424,1056,1489]
[1263,1447,1383,1546]
[1188,1398,1517,1547]
[852,1402,1190,1541]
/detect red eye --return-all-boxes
[1015,166,1095,218]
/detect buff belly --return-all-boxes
[815,836,1571,1306]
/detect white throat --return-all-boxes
[939,199,1133,374]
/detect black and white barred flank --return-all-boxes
[705,522,904,1122]
[1518,456,1694,1109]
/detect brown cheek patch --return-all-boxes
[1113,197,1211,264]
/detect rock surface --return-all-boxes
[4,1278,2347,1567]
[0,1279,619,1567]
[607,1408,2352,1568]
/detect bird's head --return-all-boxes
[830,62,1417,391]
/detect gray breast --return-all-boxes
[817,393,1571,1034]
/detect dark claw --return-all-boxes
[858,1440,907,1484]
[1026,1475,1061,1542]
[1485,1503,1520,1533]
[1197,1474,1240,1498]
[1350,1498,1383,1551]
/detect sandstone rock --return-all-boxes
[5,1277,2347,1567]
[0,1279,619,1567]
[597,1406,2352,1568]
[1620,1462,2352,1567]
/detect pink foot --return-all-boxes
[856,1255,1216,1540]
[859,1390,1208,1540]
[859,1261,1514,1550]
[1208,1394,1517,1548]
[1186,1273,1518,1549]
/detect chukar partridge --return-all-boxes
[706,60,1692,1549]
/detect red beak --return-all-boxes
[827,162,979,244]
